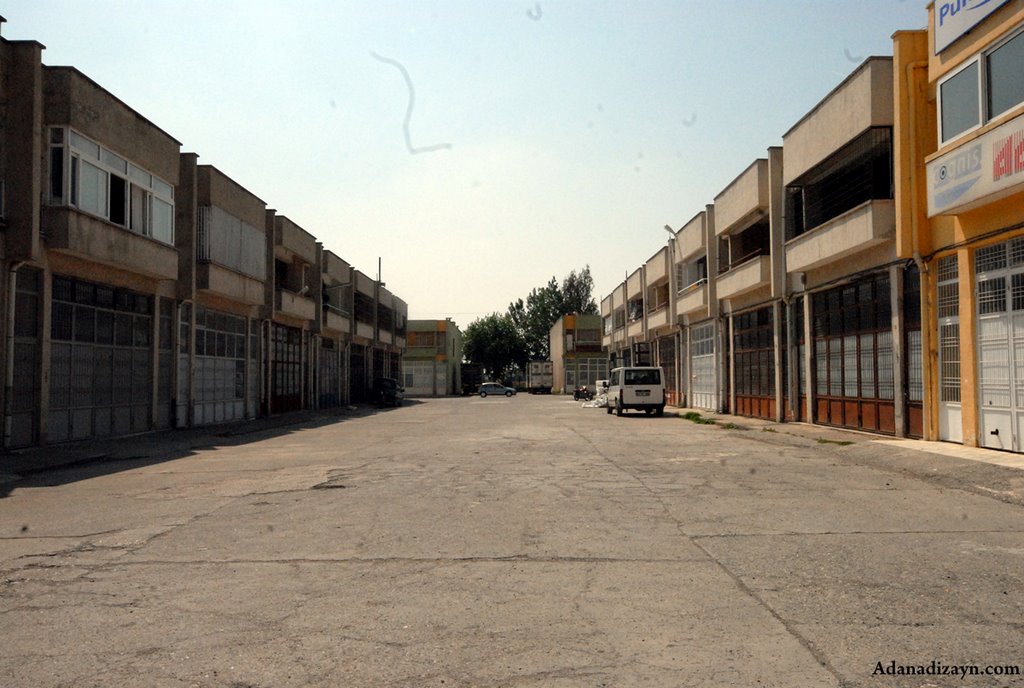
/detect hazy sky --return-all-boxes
[5,1,927,326]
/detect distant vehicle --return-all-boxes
[527,361,553,394]
[479,382,516,398]
[606,366,665,417]
[461,363,483,396]
[573,385,594,401]
[371,377,404,407]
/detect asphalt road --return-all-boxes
[1,395,1023,687]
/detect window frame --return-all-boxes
[938,23,1024,146]
[47,126,176,246]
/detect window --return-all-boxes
[939,27,1024,144]
[940,61,981,142]
[987,31,1024,119]
[785,128,893,239]
[48,127,175,245]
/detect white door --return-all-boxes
[689,321,717,410]
[936,256,962,442]
[975,240,1024,452]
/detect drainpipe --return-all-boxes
[906,59,929,277]
[4,261,27,449]
[906,58,932,440]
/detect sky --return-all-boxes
[4,1,928,326]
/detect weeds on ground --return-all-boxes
[762,427,777,433]
[682,411,716,425]
[817,438,854,446]
[719,422,743,430]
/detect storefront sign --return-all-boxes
[928,112,1024,215]
[934,0,1010,53]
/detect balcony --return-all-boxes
[675,279,709,317]
[715,160,769,236]
[783,58,893,186]
[323,307,351,335]
[356,321,374,340]
[275,288,316,321]
[647,304,670,330]
[717,254,770,300]
[645,246,669,285]
[197,263,264,305]
[275,216,318,265]
[43,207,178,280]
[785,199,895,273]
[677,212,707,261]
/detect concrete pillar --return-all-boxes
[772,300,784,423]
[890,265,906,437]
[785,299,799,421]
[727,313,735,415]
[803,294,815,423]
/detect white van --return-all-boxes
[606,366,665,417]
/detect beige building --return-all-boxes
[550,314,606,394]
[403,319,463,397]
[0,25,408,451]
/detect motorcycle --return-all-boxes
[573,385,594,401]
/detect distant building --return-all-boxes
[550,314,607,394]
[403,319,462,396]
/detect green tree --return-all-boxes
[561,266,598,316]
[463,313,528,382]
[506,265,598,360]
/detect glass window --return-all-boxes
[78,160,108,217]
[940,61,980,142]
[151,197,174,244]
[987,31,1024,120]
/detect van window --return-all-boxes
[625,369,661,385]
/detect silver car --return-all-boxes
[479,382,516,397]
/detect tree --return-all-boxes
[561,266,598,315]
[505,265,598,360]
[463,313,528,382]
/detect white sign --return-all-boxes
[934,0,1011,53]
[928,112,1024,216]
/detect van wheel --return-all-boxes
[615,404,623,417]
[656,405,664,417]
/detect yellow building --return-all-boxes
[899,1,1024,452]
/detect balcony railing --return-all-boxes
[719,247,768,275]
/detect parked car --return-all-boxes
[371,377,404,407]
[479,382,516,398]
[606,366,665,417]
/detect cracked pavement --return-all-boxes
[1,396,1023,687]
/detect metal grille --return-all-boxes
[939,323,961,402]
[1010,237,1024,266]
[48,275,153,442]
[907,330,923,402]
[976,244,1007,273]
[937,254,959,282]
[1013,273,1024,311]
[978,277,1007,314]
[689,322,717,410]
[859,333,876,398]
[937,283,960,318]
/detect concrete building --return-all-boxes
[783,56,919,437]
[903,0,1024,452]
[177,159,266,427]
[2,44,184,448]
[671,208,721,412]
[403,319,462,397]
[549,314,606,394]
[318,249,353,409]
[0,24,408,451]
